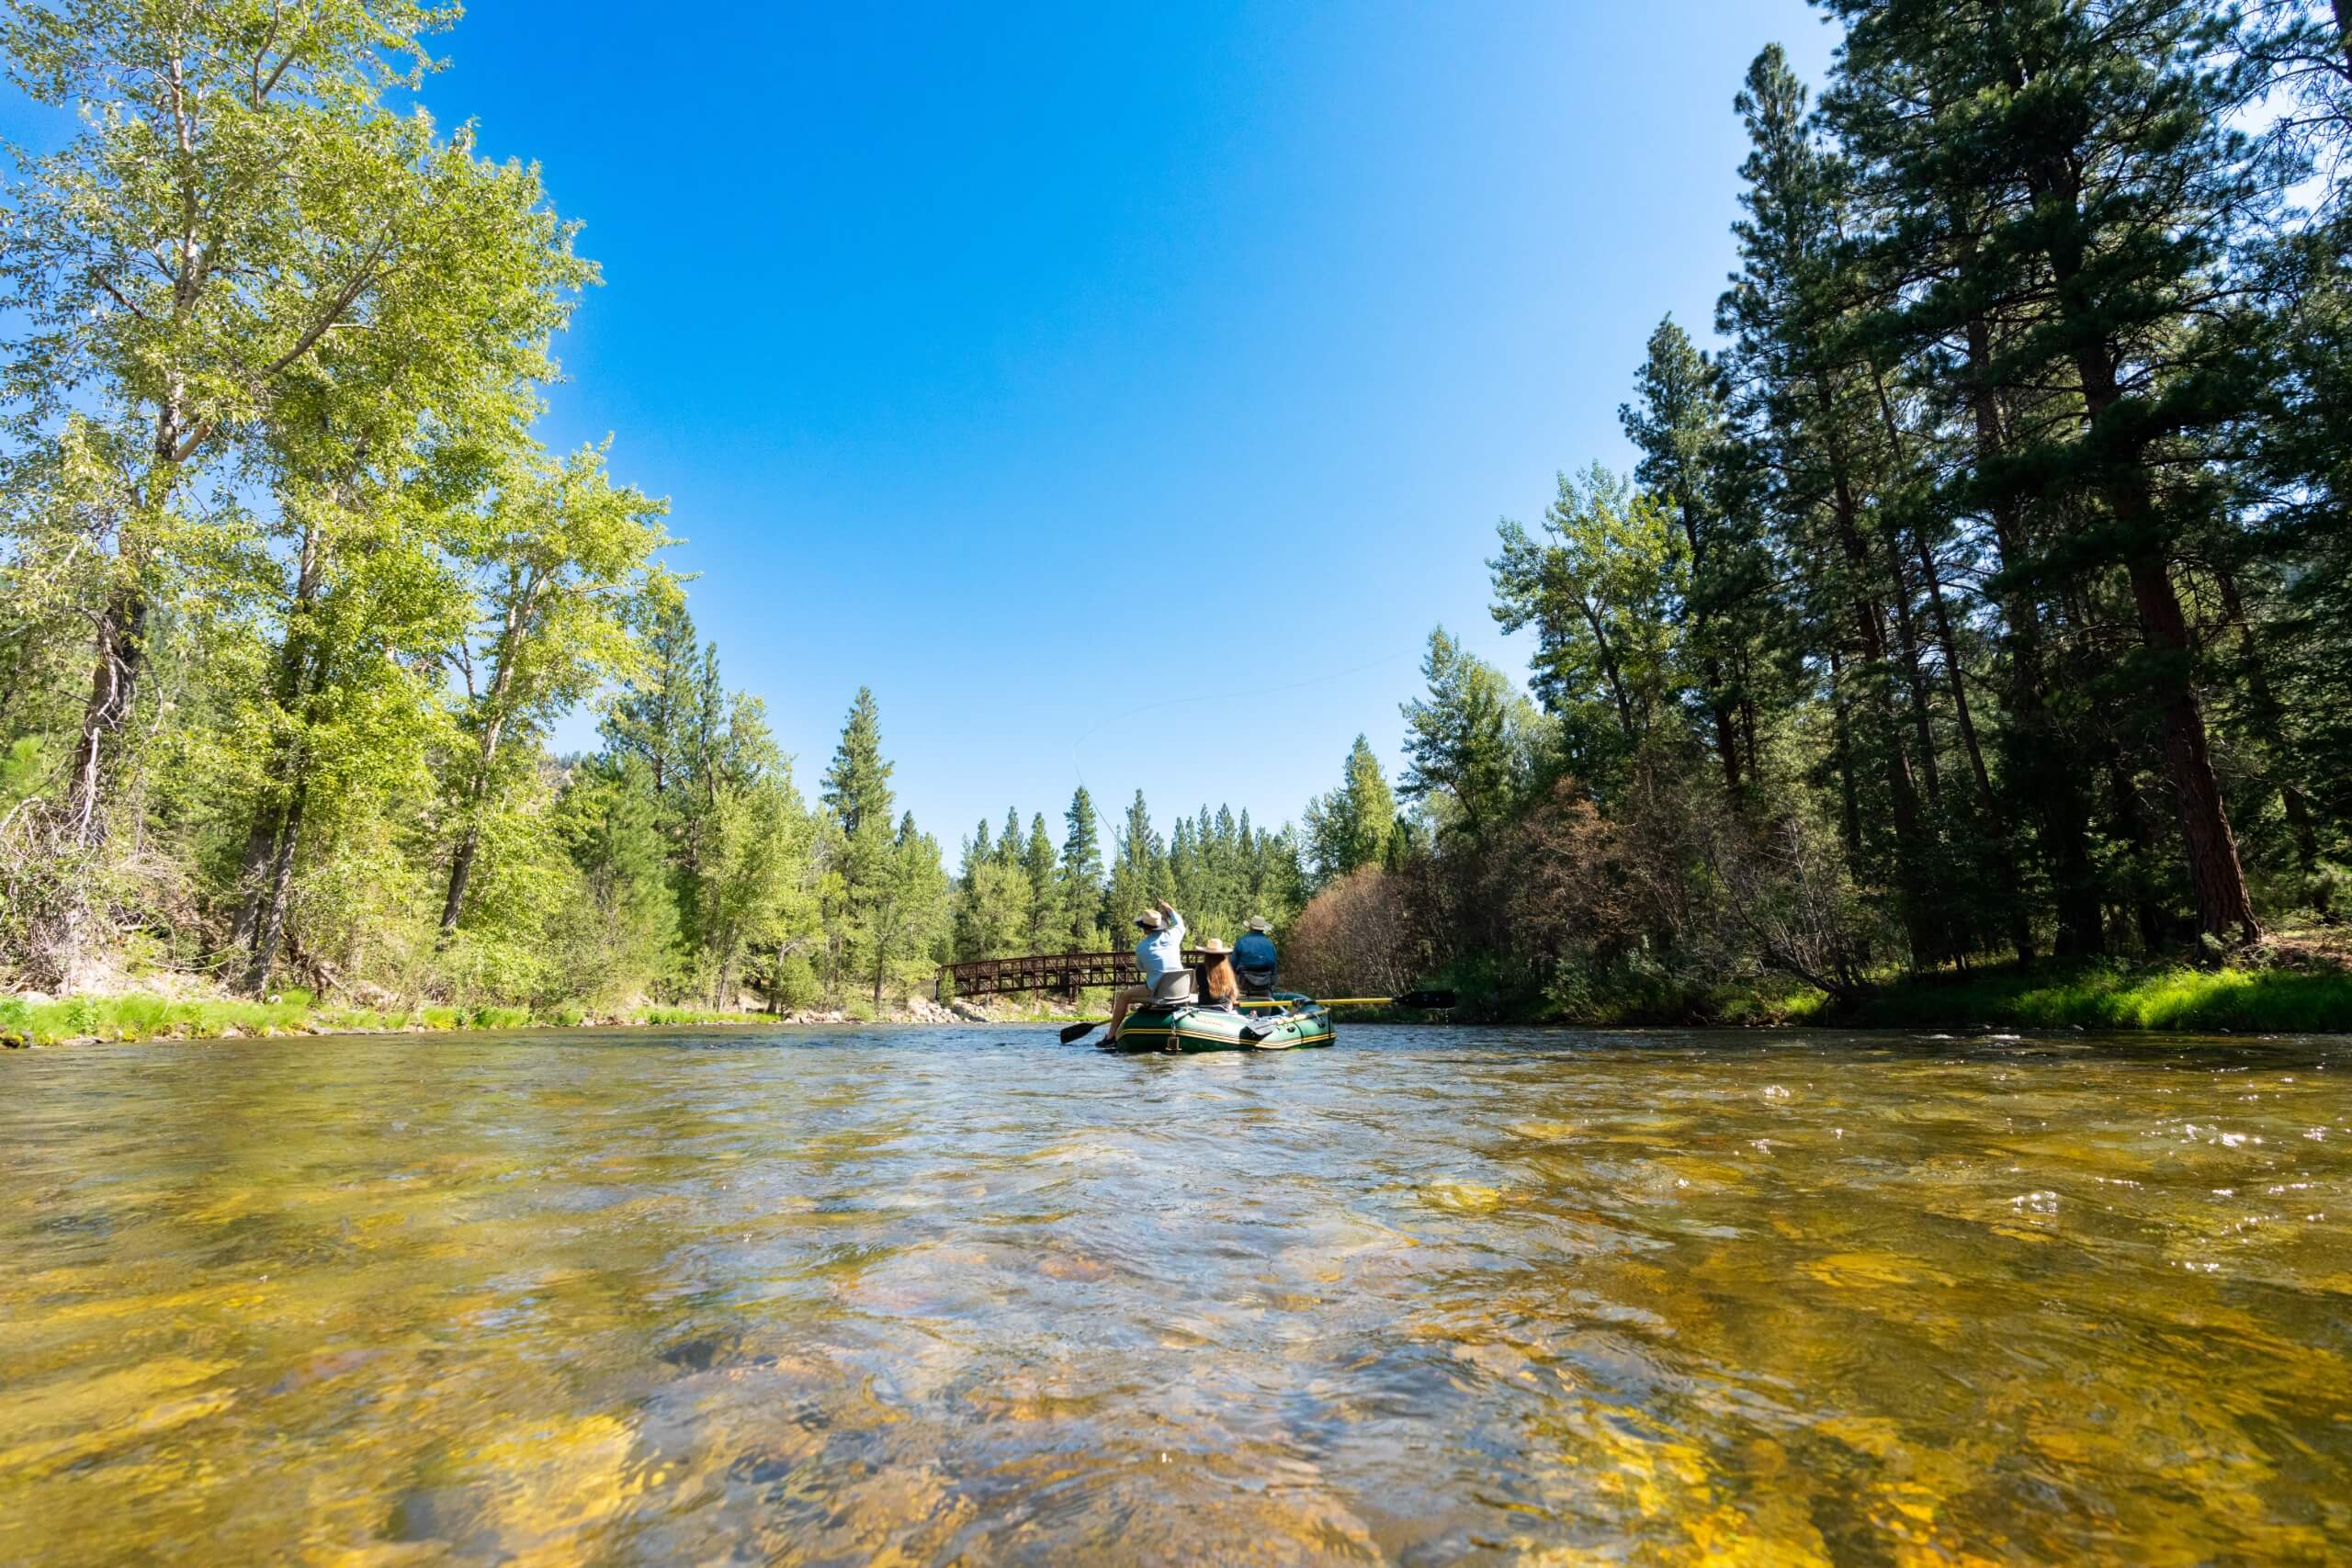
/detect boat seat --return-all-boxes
[1150,970,1198,1004]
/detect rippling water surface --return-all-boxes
[6,1025,2352,1563]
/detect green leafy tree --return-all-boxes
[0,0,589,847]
[553,755,680,1005]
[436,444,672,935]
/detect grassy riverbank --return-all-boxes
[1399,927,2352,1033]
[1799,957,2352,1034]
[0,991,760,1048]
[0,986,1110,1047]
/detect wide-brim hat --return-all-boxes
[1201,938,1231,954]
[1135,910,1164,931]
[1245,917,1271,933]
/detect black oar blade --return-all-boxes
[1393,990,1458,1010]
[1058,1020,1104,1043]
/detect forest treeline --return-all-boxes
[1278,1,2352,1017]
[0,1,1301,1012]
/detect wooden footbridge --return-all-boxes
[937,949,1214,999]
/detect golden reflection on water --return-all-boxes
[4,1028,2350,1563]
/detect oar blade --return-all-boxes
[1058,1020,1103,1043]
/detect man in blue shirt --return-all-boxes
[1108,898,1183,1037]
[1234,916,1278,997]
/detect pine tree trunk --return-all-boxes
[1912,529,2032,963]
[1882,520,1943,811]
[2101,738,2170,956]
[2038,187,2260,945]
[1827,645,1863,862]
[2126,557,2261,942]
[1669,493,1743,795]
[1815,378,1938,964]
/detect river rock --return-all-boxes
[948,999,991,1024]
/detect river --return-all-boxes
[4,1025,2349,1563]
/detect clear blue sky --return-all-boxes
[51,3,1847,853]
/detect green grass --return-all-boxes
[0,993,313,1045]
[639,1005,747,1026]
[0,992,795,1046]
[1829,960,2352,1034]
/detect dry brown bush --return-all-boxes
[1284,866,1419,998]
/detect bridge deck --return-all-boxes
[939,950,1214,998]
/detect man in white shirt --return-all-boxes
[1107,898,1183,1037]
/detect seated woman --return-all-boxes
[1196,939,1240,1010]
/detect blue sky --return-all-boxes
[24,3,1844,854]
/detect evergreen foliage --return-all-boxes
[1282,2,2352,1018]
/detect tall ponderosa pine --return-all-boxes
[1819,0,2267,942]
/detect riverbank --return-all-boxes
[0,987,1085,1048]
[1405,927,2352,1033]
[1803,953,2352,1033]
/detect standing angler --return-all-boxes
[1106,898,1184,1038]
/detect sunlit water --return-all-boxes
[6,1027,2351,1564]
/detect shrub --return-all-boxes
[769,953,820,1011]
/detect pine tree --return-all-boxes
[599,597,701,798]
[1023,813,1065,955]
[820,686,894,838]
[1397,626,1530,844]
[1820,0,2269,942]
[1620,316,1756,795]
[1060,786,1107,949]
[1720,43,1946,967]
[1303,736,1397,886]
[819,688,899,1000]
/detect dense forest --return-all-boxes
[5,2,2351,1021]
[1279,1,2352,1018]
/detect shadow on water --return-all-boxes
[4,1024,2349,1562]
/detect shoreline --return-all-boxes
[11,946,2352,1048]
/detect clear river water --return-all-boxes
[5,1025,2350,1564]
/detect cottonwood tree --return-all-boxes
[437,445,671,936]
[0,0,589,847]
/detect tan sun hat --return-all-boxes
[1135,909,1164,931]
[1201,938,1231,954]
[1246,916,1271,933]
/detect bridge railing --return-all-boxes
[937,949,1215,999]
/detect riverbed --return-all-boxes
[5,1025,2348,1562]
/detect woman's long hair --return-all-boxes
[1199,950,1240,1004]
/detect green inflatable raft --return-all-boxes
[1104,991,1335,1053]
